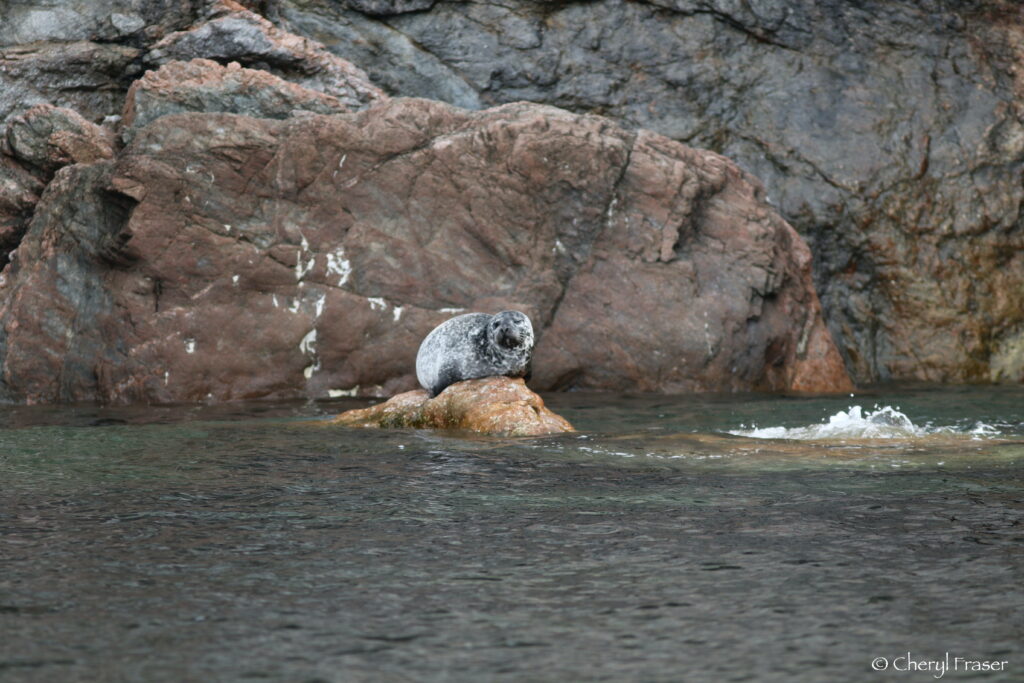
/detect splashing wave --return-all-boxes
[730,405,999,441]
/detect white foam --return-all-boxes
[732,405,926,440]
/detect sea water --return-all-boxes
[1,385,1021,681]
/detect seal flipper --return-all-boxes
[431,363,461,397]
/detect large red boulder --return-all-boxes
[0,96,852,403]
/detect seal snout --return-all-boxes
[496,324,523,349]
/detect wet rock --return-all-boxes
[122,59,352,140]
[4,104,115,177]
[146,1,386,110]
[0,97,851,403]
[327,377,574,436]
[279,0,1024,384]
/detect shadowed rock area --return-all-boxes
[327,376,575,436]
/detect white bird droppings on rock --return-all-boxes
[299,328,317,356]
[326,249,352,287]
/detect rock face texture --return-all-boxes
[327,377,575,436]
[4,104,115,177]
[0,91,850,403]
[12,0,1017,402]
[280,0,1024,384]
[0,0,198,123]
[0,0,384,124]
[121,59,353,139]
[146,2,386,110]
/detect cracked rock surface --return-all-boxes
[0,95,849,402]
[280,0,1024,383]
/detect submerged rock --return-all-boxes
[327,376,574,436]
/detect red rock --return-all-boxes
[326,377,574,436]
[3,104,114,176]
[0,96,852,403]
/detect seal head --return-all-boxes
[416,310,534,397]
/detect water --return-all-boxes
[1,385,1022,682]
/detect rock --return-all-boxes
[341,0,438,17]
[0,97,851,403]
[0,2,385,125]
[0,0,196,46]
[279,0,1024,384]
[122,59,352,140]
[0,154,45,267]
[0,41,143,123]
[0,161,132,403]
[4,104,115,177]
[326,376,574,436]
[0,0,201,122]
[146,1,386,111]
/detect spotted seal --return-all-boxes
[416,311,534,397]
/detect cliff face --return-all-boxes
[0,82,850,402]
[281,0,1024,384]
[0,0,1019,402]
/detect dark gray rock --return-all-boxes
[278,0,1024,383]
[0,155,44,267]
[0,41,143,123]
[0,0,201,123]
[341,0,437,16]
[0,0,197,46]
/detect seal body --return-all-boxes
[416,311,534,397]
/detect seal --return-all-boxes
[416,310,535,397]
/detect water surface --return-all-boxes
[2,385,1022,681]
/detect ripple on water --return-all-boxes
[0,386,1022,682]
